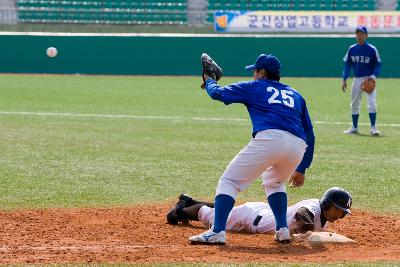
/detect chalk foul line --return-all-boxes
[0,244,179,252]
[0,111,399,127]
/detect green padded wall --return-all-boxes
[0,35,397,77]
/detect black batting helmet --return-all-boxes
[320,187,352,215]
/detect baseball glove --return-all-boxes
[200,53,223,89]
[361,78,376,94]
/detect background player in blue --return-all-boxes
[342,26,382,136]
[189,54,315,244]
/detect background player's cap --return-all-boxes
[355,25,368,34]
[245,54,281,73]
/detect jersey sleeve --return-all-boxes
[294,207,315,233]
[205,79,249,105]
[296,99,315,174]
[342,47,352,80]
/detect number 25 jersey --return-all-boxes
[205,78,313,142]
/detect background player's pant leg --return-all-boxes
[216,130,305,200]
[367,87,377,113]
[351,78,364,115]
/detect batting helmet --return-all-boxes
[320,187,352,216]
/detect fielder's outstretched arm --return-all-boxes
[203,78,250,105]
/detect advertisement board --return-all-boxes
[214,11,400,33]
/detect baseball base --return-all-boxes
[293,231,356,244]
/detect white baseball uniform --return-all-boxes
[198,199,325,234]
[216,129,307,199]
[343,42,381,115]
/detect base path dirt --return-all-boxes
[0,202,399,264]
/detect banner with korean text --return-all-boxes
[214,11,400,33]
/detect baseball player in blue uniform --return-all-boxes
[342,25,382,136]
[189,54,315,244]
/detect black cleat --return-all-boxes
[167,199,187,225]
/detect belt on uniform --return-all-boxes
[253,215,262,226]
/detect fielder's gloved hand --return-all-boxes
[200,53,223,89]
[361,78,376,94]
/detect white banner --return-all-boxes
[214,11,400,33]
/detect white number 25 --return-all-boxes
[266,87,295,108]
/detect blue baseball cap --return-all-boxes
[355,25,368,34]
[245,54,281,73]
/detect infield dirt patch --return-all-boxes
[0,202,399,264]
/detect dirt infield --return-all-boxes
[0,202,399,264]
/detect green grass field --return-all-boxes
[0,75,399,217]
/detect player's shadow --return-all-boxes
[355,133,384,138]
[173,223,347,256]
[217,232,329,256]
[170,223,209,230]
[343,131,385,138]
[218,242,329,256]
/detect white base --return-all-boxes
[293,231,356,244]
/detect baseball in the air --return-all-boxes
[46,47,58,58]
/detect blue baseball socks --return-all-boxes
[352,114,359,129]
[267,192,288,230]
[369,112,376,127]
[212,194,235,233]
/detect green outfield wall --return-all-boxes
[0,34,398,77]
